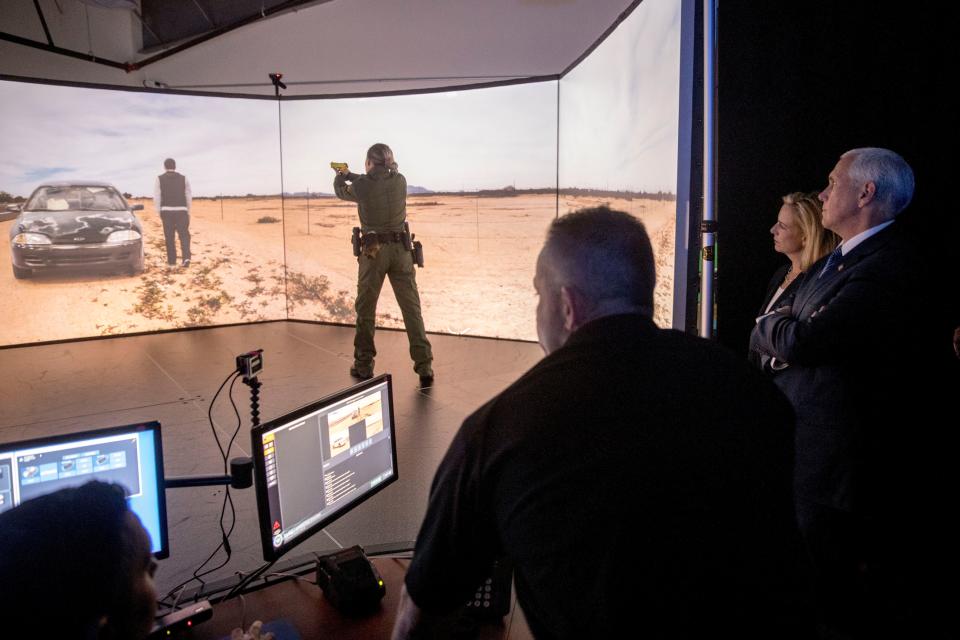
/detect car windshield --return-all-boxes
[24,186,128,212]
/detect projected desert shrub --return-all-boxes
[559,0,682,328]
[279,82,558,341]
[0,81,285,345]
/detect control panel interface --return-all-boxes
[256,377,396,556]
[0,423,168,557]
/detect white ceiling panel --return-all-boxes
[0,0,641,96]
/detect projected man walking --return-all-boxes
[153,158,192,268]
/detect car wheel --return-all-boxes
[128,244,145,275]
[12,264,31,279]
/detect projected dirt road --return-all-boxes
[1,194,674,346]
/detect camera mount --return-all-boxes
[164,349,265,490]
[268,72,286,98]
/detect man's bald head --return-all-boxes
[535,207,655,353]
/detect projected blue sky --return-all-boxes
[280,81,558,194]
[0,81,560,197]
[0,0,679,198]
[559,0,681,193]
[0,86,281,198]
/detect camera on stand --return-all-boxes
[236,349,263,380]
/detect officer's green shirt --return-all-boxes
[334,167,407,233]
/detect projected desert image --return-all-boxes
[327,395,385,457]
[0,195,286,343]
[0,0,681,346]
[0,189,673,345]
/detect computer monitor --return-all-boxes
[0,421,169,558]
[252,374,398,562]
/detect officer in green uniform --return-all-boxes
[334,143,434,386]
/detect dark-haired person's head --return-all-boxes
[535,206,655,354]
[163,158,176,170]
[365,143,398,172]
[0,481,157,639]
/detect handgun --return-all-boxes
[331,162,349,173]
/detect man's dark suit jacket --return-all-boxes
[407,314,812,638]
[750,224,920,514]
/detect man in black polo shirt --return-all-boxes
[153,157,192,268]
[393,207,812,639]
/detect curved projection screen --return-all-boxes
[0,0,686,347]
[560,0,682,328]
[280,82,557,341]
[0,83,285,345]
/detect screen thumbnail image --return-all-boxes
[0,460,12,512]
[15,436,142,505]
[325,393,384,457]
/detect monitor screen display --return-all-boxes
[0,421,169,558]
[252,374,398,561]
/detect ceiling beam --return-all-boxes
[32,0,54,46]
[0,31,131,70]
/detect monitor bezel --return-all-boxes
[251,374,399,562]
[0,421,170,559]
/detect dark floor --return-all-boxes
[0,321,543,595]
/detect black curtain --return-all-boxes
[716,3,956,629]
[716,0,951,353]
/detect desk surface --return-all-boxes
[188,558,532,640]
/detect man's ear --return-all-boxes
[560,286,579,332]
[858,181,877,208]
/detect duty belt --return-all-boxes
[365,231,405,244]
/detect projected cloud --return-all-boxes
[0,85,280,198]
[278,81,558,195]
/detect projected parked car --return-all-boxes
[9,182,144,279]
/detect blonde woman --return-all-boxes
[758,191,838,314]
[750,192,837,370]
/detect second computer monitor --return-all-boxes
[0,421,169,558]
[252,374,398,561]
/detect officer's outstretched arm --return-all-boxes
[333,172,358,202]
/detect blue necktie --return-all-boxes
[819,246,843,279]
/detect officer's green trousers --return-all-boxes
[354,242,433,376]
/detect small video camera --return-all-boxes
[236,349,263,379]
[331,162,349,173]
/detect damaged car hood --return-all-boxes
[14,210,142,243]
